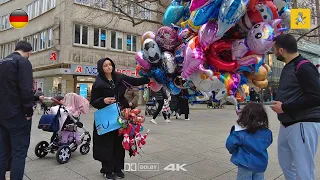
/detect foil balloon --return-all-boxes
[149,81,163,92]
[216,0,247,38]
[173,76,189,89]
[280,8,290,29]
[206,40,240,72]
[273,0,290,13]
[163,0,185,26]
[190,0,215,11]
[174,43,186,64]
[232,38,248,60]
[183,1,191,21]
[178,28,196,44]
[162,51,177,74]
[151,67,167,85]
[136,65,150,77]
[192,0,223,26]
[143,39,162,64]
[141,31,155,45]
[238,1,279,32]
[136,51,151,70]
[166,80,181,95]
[244,64,271,88]
[198,20,219,48]
[246,20,281,54]
[181,11,201,32]
[247,0,258,11]
[182,36,211,79]
[155,26,178,51]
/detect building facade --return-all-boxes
[0,0,161,102]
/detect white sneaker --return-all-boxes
[150,119,157,124]
[176,114,181,119]
[165,119,171,123]
[185,118,190,121]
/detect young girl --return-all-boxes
[226,102,272,180]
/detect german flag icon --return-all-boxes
[9,9,29,29]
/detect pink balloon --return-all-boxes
[232,39,249,60]
[247,20,281,54]
[155,26,178,51]
[238,55,263,66]
[149,81,163,92]
[182,36,207,79]
[198,20,219,48]
[190,0,214,11]
[136,51,151,70]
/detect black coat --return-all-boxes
[90,73,149,162]
[178,90,189,115]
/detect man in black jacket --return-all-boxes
[271,34,320,180]
[0,41,34,179]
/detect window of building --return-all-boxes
[33,34,38,51]
[27,3,33,20]
[34,0,40,17]
[0,14,10,30]
[49,0,55,9]
[91,0,107,9]
[48,28,52,47]
[0,0,10,4]
[94,28,106,48]
[111,31,123,50]
[40,31,46,50]
[126,34,137,52]
[74,24,88,45]
[74,0,90,5]
[41,0,48,14]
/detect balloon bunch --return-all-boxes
[137,0,291,112]
[118,108,150,156]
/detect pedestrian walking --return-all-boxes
[176,89,190,120]
[0,41,34,180]
[149,87,171,124]
[271,34,320,180]
[34,88,44,114]
[226,102,272,180]
[90,58,149,180]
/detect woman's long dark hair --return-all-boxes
[237,102,269,133]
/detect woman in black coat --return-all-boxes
[177,89,190,120]
[90,58,149,180]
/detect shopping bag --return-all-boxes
[94,103,121,135]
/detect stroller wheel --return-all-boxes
[80,144,90,155]
[56,146,71,164]
[71,144,78,152]
[35,141,49,158]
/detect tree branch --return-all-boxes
[297,25,320,42]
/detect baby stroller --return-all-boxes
[35,94,91,164]
[145,97,158,116]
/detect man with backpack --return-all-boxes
[0,41,34,179]
[271,34,320,180]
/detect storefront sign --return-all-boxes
[49,51,57,61]
[70,64,137,77]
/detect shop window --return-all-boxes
[111,31,123,50]
[126,34,137,52]
[94,28,106,48]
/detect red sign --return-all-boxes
[49,51,57,61]
[116,69,137,77]
[75,66,83,73]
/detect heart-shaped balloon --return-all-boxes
[163,0,185,26]
[155,26,178,51]
[136,51,151,70]
[163,51,177,74]
[216,0,246,38]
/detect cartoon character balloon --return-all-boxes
[192,0,223,26]
[143,39,162,64]
[155,26,178,51]
[198,20,219,48]
[237,1,279,32]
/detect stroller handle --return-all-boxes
[51,98,62,105]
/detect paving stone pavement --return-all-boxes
[6,104,320,180]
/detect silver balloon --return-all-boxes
[162,51,177,74]
[280,8,290,29]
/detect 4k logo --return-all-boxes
[164,164,187,171]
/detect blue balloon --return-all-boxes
[163,0,185,26]
[253,55,265,73]
[183,2,191,21]
[192,0,223,26]
[167,80,181,95]
[237,66,253,73]
[151,67,167,85]
[140,125,144,132]
[239,74,248,86]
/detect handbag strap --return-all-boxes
[56,105,62,118]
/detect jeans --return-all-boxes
[0,112,32,180]
[278,122,320,180]
[237,167,264,180]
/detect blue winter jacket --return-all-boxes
[226,125,273,173]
